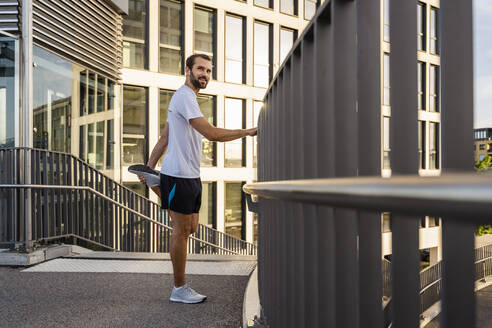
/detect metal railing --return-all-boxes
[244,0,475,327]
[381,243,492,316]
[0,147,256,255]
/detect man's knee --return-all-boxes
[170,211,193,237]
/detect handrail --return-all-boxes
[0,184,247,255]
[243,173,492,220]
[0,147,257,255]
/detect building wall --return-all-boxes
[119,0,323,244]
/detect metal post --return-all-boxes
[21,0,33,251]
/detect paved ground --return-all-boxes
[0,265,249,328]
[425,285,492,328]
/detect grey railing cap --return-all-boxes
[243,172,492,221]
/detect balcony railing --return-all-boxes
[243,0,475,327]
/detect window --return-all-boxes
[255,0,271,9]
[417,3,426,51]
[430,7,439,54]
[428,217,440,227]
[430,65,439,112]
[123,0,148,69]
[88,73,95,114]
[254,21,271,88]
[194,6,216,79]
[429,122,439,169]
[122,86,147,166]
[280,27,296,65]
[160,0,183,74]
[304,0,317,20]
[33,46,73,153]
[199,182,216,228]
[418,121,426,169]
[383,53,390,106]
[106,120,114,170]
[253,101,262,168]
[198,95,216,166]
[383,116,390,170]
[123,182,147,198]
[225,182,246,240]
[97,76,105,112]
[480,144,486,151]
[418,62,426,110]
[225,14,245,84]
[382,212,391,233]
[280,0,295,15]
[0,38,16,148]
[158,90,174,166]
[383,0,390,42]
[225,98,245,167]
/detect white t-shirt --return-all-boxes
[161,85,204,178]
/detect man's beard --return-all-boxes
[190,71,208,89]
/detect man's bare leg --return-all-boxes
[169,210,193,287]
[191,213,199,234]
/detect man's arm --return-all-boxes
[190,117,257,142]
[147,122,169,169]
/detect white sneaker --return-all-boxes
[128,164,160,187]
[169,284,207,304]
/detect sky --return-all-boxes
[474,0,492,128]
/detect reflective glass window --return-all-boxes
[0,38,16,148]
[106,119,114,170]
[158,89,173,167]
[418,121,426,169]
[225,182,245,240]
[225,14,244,84]
[281,0,295,15]
[430,65,439,112]
[123,0,148,69]
[418,3,426,51]
[382,212,391,232]
[418,61,426,110]
[198,95,216,166]
[88,73,95,114]
[255,0,271,8]
[123,85,147,166]
[97,76,106,112]
[194,7,216,78]
[429,122,439,169]
[430,8,439,54]
[160,0,182,74]
[383,116,390,170]
[225,98,244,167]
[254,22,271,88]
[304,0,317,20]
[384,0,390,42]
[280,27,295,65]
[383,53,390,106]
[33,46,74,153]
[199,182,216,228]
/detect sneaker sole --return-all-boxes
[169,296,207,304]
[128,168,160,188]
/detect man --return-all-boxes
[135,54,257,304]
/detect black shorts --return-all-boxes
[160,174,202,214]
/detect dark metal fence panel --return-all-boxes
[440,0,475,327]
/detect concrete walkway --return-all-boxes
[0,257,256,328]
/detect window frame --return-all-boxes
[122,0,149,70]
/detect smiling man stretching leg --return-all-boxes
[142,54,257,304]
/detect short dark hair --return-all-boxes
[185,54,212,70]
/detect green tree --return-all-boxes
[475,155,491,171]
[474,155,491,235]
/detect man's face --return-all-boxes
[188,57,212,89]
